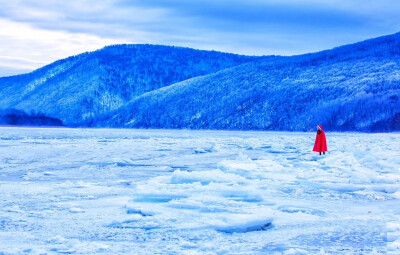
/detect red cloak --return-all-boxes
[313,125,327,153]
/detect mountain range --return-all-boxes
[0,45,256,126]
[1,33,400,131]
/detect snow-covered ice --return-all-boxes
[0,127,399,254]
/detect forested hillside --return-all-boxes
[103,33,400,131]
[1,33,400,131]
[0,45,257,125]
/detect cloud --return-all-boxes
[1,0,400,76]
[0,18,118,77]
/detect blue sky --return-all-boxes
[1,0,400,77]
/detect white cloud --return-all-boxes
[1,0,400,76]
[0,18,119,76]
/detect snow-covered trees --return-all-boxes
[103,33,400,131]
[1,32,400,131]
[0,45,256,125]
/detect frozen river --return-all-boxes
[0,127,399,254]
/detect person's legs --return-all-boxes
[323,152,325,155]
[319,152,321,155]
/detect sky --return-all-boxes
[1,0,400,77]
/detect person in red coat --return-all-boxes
[313,125,327,155]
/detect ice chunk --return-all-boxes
[68,207,85,213]
[209,213,273,233]
[170,169,247,184]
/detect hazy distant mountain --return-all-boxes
[102,33,400,131]
[0,45,257,125]
[0,109,63,127]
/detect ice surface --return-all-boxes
[0,127,399,254]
